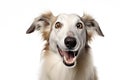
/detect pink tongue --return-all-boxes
[63,51,74,62]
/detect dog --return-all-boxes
[26,11,104,80]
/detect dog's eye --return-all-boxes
[76,22,83,29]
[55,22,62,29]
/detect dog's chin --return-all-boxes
[57,45,78,67]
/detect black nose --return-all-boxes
[64,37,76,49]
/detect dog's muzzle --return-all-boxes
[57,37,78,67]
[57,45,78,67]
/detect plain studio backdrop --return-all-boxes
[0,0,120,80]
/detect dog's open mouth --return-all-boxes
[57,45,78,67]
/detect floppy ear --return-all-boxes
[26,11,55,34]
[82,14,104,37]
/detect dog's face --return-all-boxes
[26,11,104,67]
[49,14,87,67]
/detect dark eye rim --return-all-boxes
[55,22,62,29]
[76,22,83,29]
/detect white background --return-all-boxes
[0,0,120,80]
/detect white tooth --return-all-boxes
[63,56,67,62]
[72,57,76,63]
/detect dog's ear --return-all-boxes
[81,14,104,37]
[26,11,55,34]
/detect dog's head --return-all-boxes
[26,11,104,67]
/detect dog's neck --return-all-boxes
[42,42,94,80]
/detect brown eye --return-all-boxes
[76,22,83,29]
[55,22,62,29]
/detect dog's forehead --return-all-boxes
[57,14,81,22]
